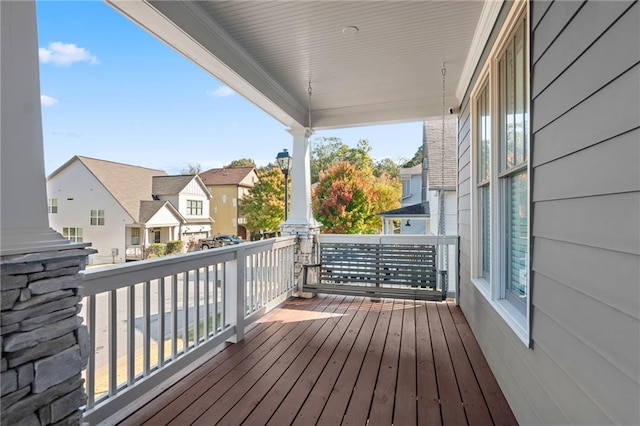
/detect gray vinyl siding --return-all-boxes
[457,1,640,425]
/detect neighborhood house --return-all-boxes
[47,156,213,263]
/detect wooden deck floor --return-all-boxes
[119,295,518,426]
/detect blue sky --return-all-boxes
[36,1,423,175]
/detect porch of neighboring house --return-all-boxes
[118,295,517,426]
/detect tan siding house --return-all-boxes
[199,167,258,239]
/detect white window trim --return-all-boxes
[90,209,105,226]
[401,178,411,199]
[469,0,531,346]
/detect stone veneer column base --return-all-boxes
[1,246,95,426]
[280,223,320,298]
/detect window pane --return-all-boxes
[477,83,491,183]
[482,184,491,278]
[506,170,528,305]
[515,21,525,166]
[499,55,507,170]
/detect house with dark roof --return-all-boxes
[199,167,258,240]
[47,156,212,263]
[424,116,458,236]
[382,117,457,236]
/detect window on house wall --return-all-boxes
[222,194,227,203]
[154,230,161,244]
[187,200,203,215]
[131,228,140,245]
[471,5,529,341]
[48,198,58,214]
[401,178,411,198]
[232,198,237,207]
[499,15,528,313]
[477,81,491,280]
[62,227,83,242]
[90,209,105,225]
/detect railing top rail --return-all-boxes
[81,236,296,295]
[318,234,459,245]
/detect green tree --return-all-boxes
[310,137,375,183]
[225,158,256,168]
[313,162,389,234]
[401,145,423,168]
[181,162,202,175]
[372,174,401,223]
[373,158,399,178]
[241,168,286,235]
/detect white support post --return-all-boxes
[282,127,315,231]
[0,1,76,256]
[281,127,320,298]
[225,249,246,343]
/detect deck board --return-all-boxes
[217,296,356,425]
[368,299,403,425]
[292,298,373,425]
[394,300,417,426]
[119,295,518,426]
[316,299,382,425]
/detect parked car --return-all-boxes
[215,235,243,245]
[198,235,243,250]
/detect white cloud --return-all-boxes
[40,95,58,107]
[208,86,235,98]
[39,42,98,66]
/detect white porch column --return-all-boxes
[1,1,72,256]
[281,127,316,232]
[281,127,319,298]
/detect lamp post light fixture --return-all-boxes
[276,148,292,221]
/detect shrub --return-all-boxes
[165,240,184,255]
[146,243,165,258]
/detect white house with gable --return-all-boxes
[47,156,212,264]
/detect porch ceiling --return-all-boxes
[107,0,489,129]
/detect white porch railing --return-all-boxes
[125,246,143,260]
[80,236,296,425]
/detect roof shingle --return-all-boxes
[152,175,196,195]
[199,167,256,186]
[425,117,457,189]
[70,156,167,222]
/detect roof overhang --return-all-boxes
[106,0,500,130]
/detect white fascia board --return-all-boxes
[106,0,307,128]
[455,0,504,103]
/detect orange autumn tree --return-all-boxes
[312,161,400,234]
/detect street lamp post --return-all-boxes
[276,148,292,221]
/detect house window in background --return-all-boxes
[187,200,203,215]
[401,178,411,198]
[153,230,161,243]
[48,198,58,214]
[62,227,83,243]
[90,209,105,225]
[131,228,140,245]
